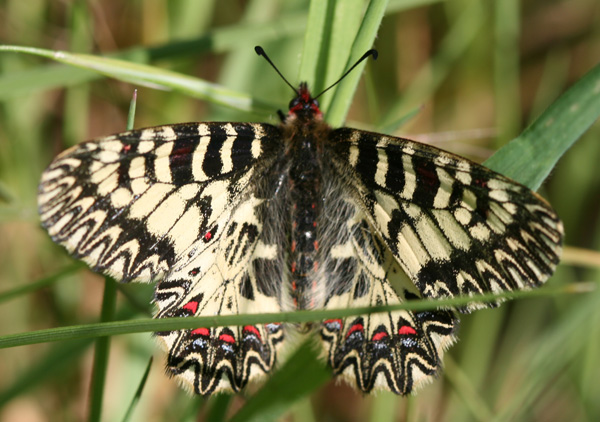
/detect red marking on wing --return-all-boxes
[416,166,438,187]
[122,144,132,152]
[346,323,364,338]
[372,331,389,341]
[398,326,417,335]
[204,231,212,241]
[291,262,296,273]
[219,333,235,343]
[191,327,209,336]
[324,318,343,327]
[313,241,319,251]
[243,325,262,340]
[473,178,488,188]
[182,301,199,314]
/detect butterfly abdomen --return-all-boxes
[285,119,329,310]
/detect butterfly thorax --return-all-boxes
[282,83,330,309]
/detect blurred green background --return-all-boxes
[0,1,599,421]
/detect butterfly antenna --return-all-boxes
[314,49,378,100]
[255,46,299,95]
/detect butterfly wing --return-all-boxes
[154,192,285,394]
[318,193,457,394]
[328,128,563,311]
[38,122,286,394]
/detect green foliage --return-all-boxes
[1,1,599,421]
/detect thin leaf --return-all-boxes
[0,339,90,407]
[0,45,275,114]
[0,14,308,101]
[484,62,600,190]
[88,277,117,422]
[0,283,591,350]
[327,0,390,126]
[0,263,82,304]
[121,357,153,422]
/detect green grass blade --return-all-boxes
[484,62,600,190]
[0,264,82,304]
[326,0,390,126]
[205,394,232,422]
[0,283,590,349]
[88,277,118,422]
[298,0,331,87]
[493,289,600,422]
[121,357,153,422]
[0,339,91,407]
[379,0,486,131]
[126,90,138,131]
[0,14,308,101]
[0,45,276,114]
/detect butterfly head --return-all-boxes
[287,82,323,121]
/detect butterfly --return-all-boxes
[37,47,563,395]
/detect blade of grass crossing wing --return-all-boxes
[0,285,590,350]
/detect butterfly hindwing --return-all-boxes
[328,128,563,310]
[154,193,285,394]
[318,194,457,394]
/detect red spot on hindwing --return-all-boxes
[182,301,199,314]
[398,325,417,335]
[243,325,262,340]
[219,333,235,344]
[372,331,389,341]
[346,323,364,338]
[191,327,209,336]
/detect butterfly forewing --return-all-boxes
[38,122,278,282]
[328,128,563,311]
